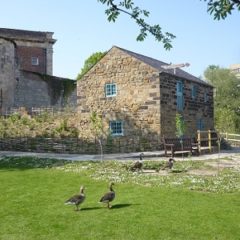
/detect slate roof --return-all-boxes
[115,46,212,87]
[0,28,56,43]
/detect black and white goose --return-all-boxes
[130,153,144,172]
[65,186,86,211]
[99,182,115,209]
[163,158,175,170]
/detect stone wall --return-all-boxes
[0,38,16,112]
[77,47,161,149]
[0,31,76,112]
[159,72,214,137]
[77,47,214,151]
[14,71,52,108]
[13,71,76,110]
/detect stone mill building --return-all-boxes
[0,28,76,114]
[77,46,214,151]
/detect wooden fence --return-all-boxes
[220,132,240,146]
[196,130,219,154]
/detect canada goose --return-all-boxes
[65,186,86,211]
[130,153,144,172]
[163,158,175,170]
[99,182,115,209]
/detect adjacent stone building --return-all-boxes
[0,28,76,113]
[77,46,214,150]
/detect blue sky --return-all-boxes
[1,0,239,79]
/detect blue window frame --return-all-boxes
[110,120,123,136]
[197,119,204,130]
[105,83,117,97]
[176,81,184,111]
[204,91,208,103]
[191,85,198,100]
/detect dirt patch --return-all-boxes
[187,169,218,176]
[205,159,240,169]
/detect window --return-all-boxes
[31,57,39,66]
[191,85,198,100]
[204,91,208,103]
[110,120,123,136]
[176,81,184,111]
[105,83,117,97]
[197,119,204,130]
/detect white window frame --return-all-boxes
[110,120,123,136]
[31,57,39,66]
[105,83,117,97]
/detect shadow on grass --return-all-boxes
[80,206,102,211]
[80,203,135,211]
[112,203,136,209]
[0,156,72,170]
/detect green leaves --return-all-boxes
[98,0,175,50]
[175,113,186,138]
[105,8,119,22]
[204,65,240,132]
[203,0,240,20]
[76,51,106,80]
[98,1,240,49]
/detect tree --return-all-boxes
[90,111,104,161]
[76,51,106,80]
[98,0,240,49]
[175,113,186,159]
[204,66,240,113]
[203,0,240,19]
[175,113,186,139]
[204,65,240,132]
[98,0,176,50]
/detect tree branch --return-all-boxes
[98,0,175,50]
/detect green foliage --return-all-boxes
[215,108,238,133]
[41,74,76,104]
[90,111,103,138]
[175,113,186,138]
[0,111,80,138]
[203,0,240,20]
[77,51,106,80]
[204,65,240,133]
[98,0,239,49]
[98,0,176,50]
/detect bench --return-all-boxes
[162,137,198,157]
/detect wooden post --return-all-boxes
[197,130,201,155]
[208,130,212,153]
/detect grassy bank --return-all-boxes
[0,157,239,240]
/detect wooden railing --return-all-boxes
[220,132,240,145]
[197,130,219,154]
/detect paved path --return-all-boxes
[0,147,240,161]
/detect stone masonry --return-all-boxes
[159,72,214,137]
[78,47,161,145]
[0,28,76,112]
[77,46,214,151]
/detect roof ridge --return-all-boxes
[114,45,169,66]
[113,46,211,86]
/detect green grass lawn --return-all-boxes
[0,157,239,240]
